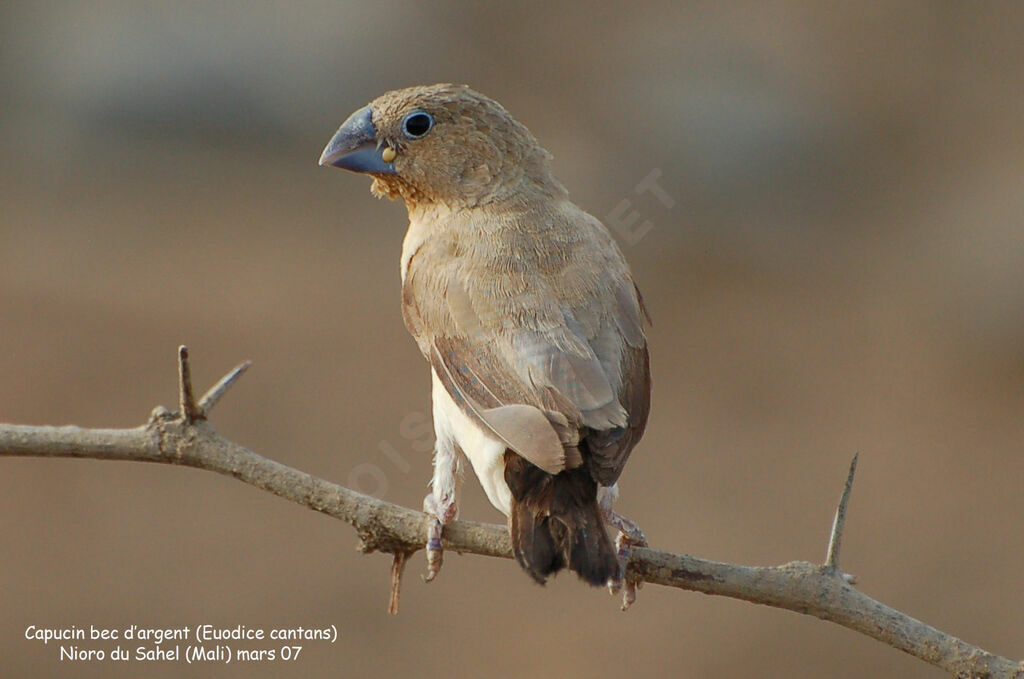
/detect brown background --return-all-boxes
[2,2,1023,677]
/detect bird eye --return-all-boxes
[402,111,434,139]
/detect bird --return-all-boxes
[319,84,650,595]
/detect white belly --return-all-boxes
[431,369,512,515]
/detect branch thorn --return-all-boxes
[177,345,200,423]
[825,452,859,576]
[198,360,252,418]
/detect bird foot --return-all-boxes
[610,530,646,610]
[601,507,647,610]
[422,492,457,583]
[424,520,444,583]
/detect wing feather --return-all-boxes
[430,341,568,473]
[402,203,649,483]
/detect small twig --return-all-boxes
[198,360,252,417]
[177,345,200,423]
[825,452,859,577]
[388,552,411,615]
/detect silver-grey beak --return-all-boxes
[318,105,396,174]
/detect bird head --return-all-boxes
[319,84,565,209]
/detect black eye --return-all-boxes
[402,111,434,139]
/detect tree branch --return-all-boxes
[0,350,1020,679]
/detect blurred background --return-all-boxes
[2,2,1023,677]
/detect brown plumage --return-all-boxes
[320,83,650,588]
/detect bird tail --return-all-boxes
[504,452,620,586]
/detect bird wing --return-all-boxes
[402,211,649,482]
[584,337,649,485]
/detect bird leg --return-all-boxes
[599,484,647,610]
[422,441,461,582]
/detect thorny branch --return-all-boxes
[0,349,1020,679]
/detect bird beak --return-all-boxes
[318,105,396,174]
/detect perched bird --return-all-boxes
[320,84,650,592]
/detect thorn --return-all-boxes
[825,452,859,573]
[177,345,200,423]
[198,360,252,417]
[388,552,410,615]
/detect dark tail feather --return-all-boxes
[505,452,620,586]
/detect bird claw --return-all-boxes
[422,492,456,583]
[606,572,639,610]
[423,533,443,583]
[619,580,638,611]
[607,516,647,611]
